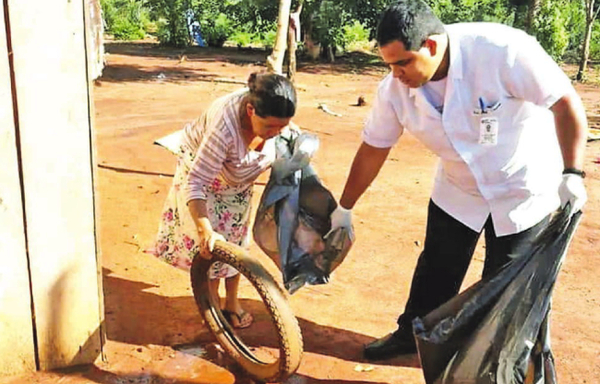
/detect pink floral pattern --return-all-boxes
[151,144,253,279]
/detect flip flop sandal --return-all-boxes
[222,309,253,329]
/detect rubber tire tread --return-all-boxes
[190,240,303,382]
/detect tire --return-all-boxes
[190,240,303,383]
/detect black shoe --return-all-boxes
[363,332,417,360]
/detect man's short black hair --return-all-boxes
[376,0,445,50]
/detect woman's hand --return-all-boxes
[198,229,226,259]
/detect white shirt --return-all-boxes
[421,77,447,114]
[362,23,574,236]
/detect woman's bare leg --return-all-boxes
[223,274,253,328]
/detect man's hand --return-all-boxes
[327,205,354,241]
[198,230,226,259]
[558,173,587,214]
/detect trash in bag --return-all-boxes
[253,129,353,294]
[413,206,582,384]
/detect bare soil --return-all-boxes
[1,42,599,384]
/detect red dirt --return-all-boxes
[1,42,598,384]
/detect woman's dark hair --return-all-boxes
[376,0,445,50]
[247,72,297,118]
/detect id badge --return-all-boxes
[479,117,498,146]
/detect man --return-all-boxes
[328,0,588,360]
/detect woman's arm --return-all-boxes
[188,198,225,259]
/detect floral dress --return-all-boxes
[151,89,275,279]
[152,145,256,278]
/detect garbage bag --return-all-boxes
[413,206,582,384]
[253,130,353,294]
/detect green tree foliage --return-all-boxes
[192,0,231,47]
[100,0,149,40]
[299,0,391,58]
[340,0,395,38]
[203,14,234,47]
[343,20,371,50]
[532,0,571,59]
[187,0,279,48]
[425,0,582,62]
[563,0,587,55]
[146,0,238,47]
[146,0,193,47]
[100,0,597,63]
[427,0,514,24]
[311,1,349,54]
[591,20,600,58]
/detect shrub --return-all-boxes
[533,0,570,60]
[100,0,149,40]
[311,0,349,55]
[147,0,194,47]
[203,14,233,48]
[590,20,600,60]
[260,29,277,50]
[229,30,254,47]
[343,20,371,52]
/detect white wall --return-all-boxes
[1,0,104,372]
[0,0,37,375]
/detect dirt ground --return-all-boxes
[2,42,599,384]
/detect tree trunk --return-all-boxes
[577,0,595,81]
[525,0,540,34]
[266,0,292,74]
[287,25,297,81]
[326,45,334,63]
[286,2,303,82]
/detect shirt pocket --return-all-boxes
[468,96,518,146]
[471,97,534,185]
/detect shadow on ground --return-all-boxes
[99,63,217,83]
[102,268,419,378]
[103,42,387,81]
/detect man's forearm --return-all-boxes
[339,142,391,209]
[551,93,588,170]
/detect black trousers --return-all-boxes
[396,200,551,332]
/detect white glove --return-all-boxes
[327,205,354,241]
[558,173,587,214]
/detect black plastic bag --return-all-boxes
[413,206,582,384]
[253,130,352,294]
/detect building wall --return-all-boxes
[0,0,37,375]
[0,0,104,373]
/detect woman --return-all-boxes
[153,72,297,328]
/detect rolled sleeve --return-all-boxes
[362,79,404,148]
[502,33,574,108]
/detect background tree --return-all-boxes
[287,1,304,82]
[266,0,292,74]
[578,0,600,80]
[531,0,572,59]
[99,0,600,79]
[146,0,194,47]
[100,0,150,40]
